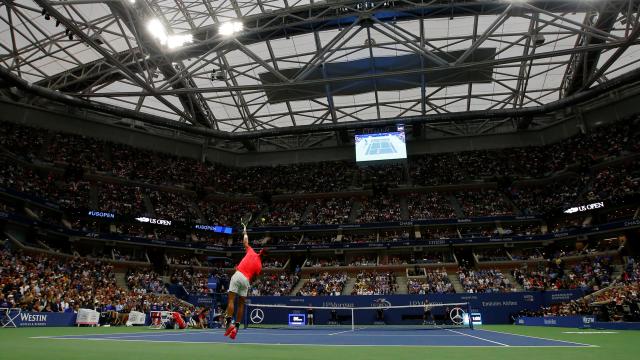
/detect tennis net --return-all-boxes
[244,302,473,331]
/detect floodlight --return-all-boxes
[219,21,244,36]
[147,18,192,49]
[147,18,167,41]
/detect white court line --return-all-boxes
[46,331,460,338]
[31,330,218,340]
[30,337,595,347]
[562,331,618,334]
[475,328,598,347]
[328,329,356,336]
[445,329,509,347]
[30,329,215,339]
[71,332,208,339]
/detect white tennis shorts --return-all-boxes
[228,271,250,297]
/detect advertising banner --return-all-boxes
[13,312,76,327]
[76,308,100,325]
[246,290,585,325]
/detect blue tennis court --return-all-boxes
[365,139,397,155]
[33,327,596,347]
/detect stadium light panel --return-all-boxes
[147,19,167,41]
[146,19,193,49]
[167,34,194,49]
[219,21,244,36]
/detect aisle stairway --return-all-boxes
[504,271,523,291]
[612,264,624,281]
[349,200,362,223]
[115,271,128,289]
[395,276,408,294]
[448,273,465,293]
[341,276,357,295]
[446,195,465,218]
[399,196,409,221]
[290,277,307,296]
[143,194,155,216]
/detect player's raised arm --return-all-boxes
[243,226,249,250]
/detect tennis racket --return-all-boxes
[240,213,252,232]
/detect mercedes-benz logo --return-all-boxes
[373,298,392,310]
[449,307,466,325]
[250,308,264,324]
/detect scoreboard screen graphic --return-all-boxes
[288,313,306,326]
[355,125,407,163]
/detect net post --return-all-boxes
[243,303,248,329]
[351,308,355,331]
[466,302,474,330]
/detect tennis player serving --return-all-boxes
[224,215,266,340]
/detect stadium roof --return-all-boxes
[1,0,640,147]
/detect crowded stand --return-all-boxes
[126,270,164,294]
[521,259,639,321]
[587,158,640,202]
[169,268,225,295]
[508,176,587,215]
[407,269,454,294]
[0,118,638,245]
[475,248,511,262]
[249,273,299,296]
[227,161,355,194]
[260,200,309,226]
[45,132,110,171]
[456,189,514,217]
[511,256,614,292]
[602,205,640,222]
[149,190,197,223]
[108,142,211,187]
[0,158,62,202]
[356,196,403,223]
[351,271,397,295]
[306,197,353,225]
[407,192,457,220]
[97,182,146,216]
[358,164,407,187]
[0,121,46,160]
[55,180,92,211]
[296,272,347,296]
[0,248,185,315]
[409,153,467,186]
[458,267,514,293]
[199,199,262,227]
[0,116,638,195]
